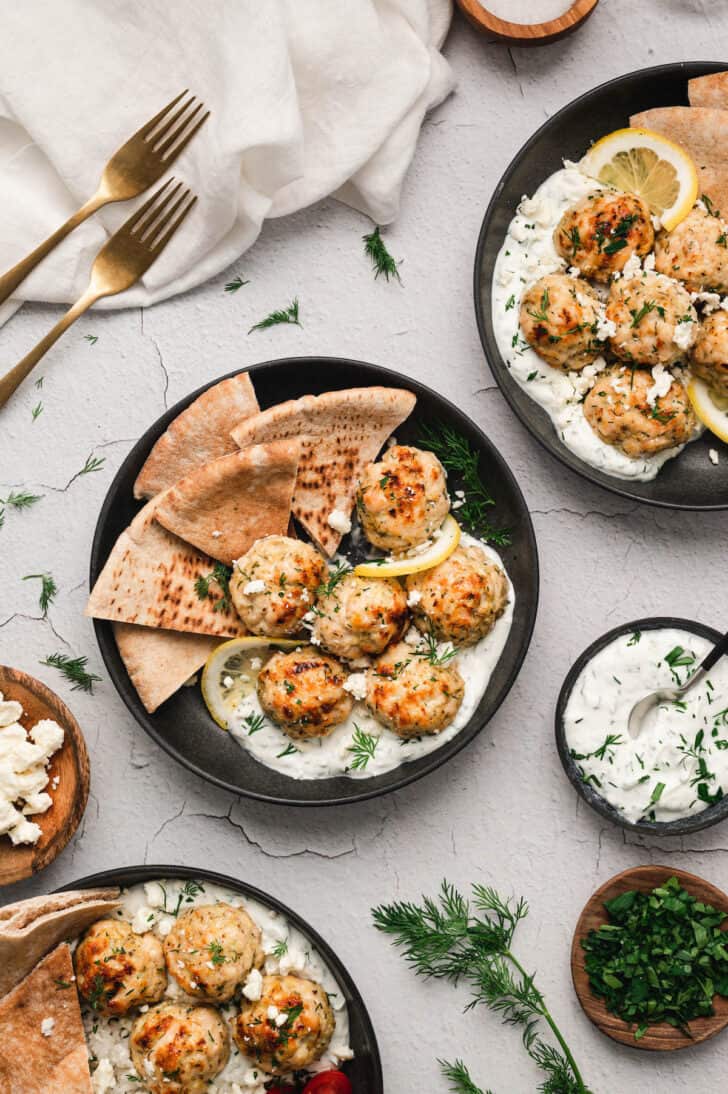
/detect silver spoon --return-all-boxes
[628,630,728,738]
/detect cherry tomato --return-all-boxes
[302,1071,353,1094]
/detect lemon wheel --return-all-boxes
[581,128,698,232]
[688,378,728,445]
[201,637,298,730]
[354,514,461,578]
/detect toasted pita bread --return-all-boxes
[85,498,245,637]
[231,387,416,555]
[631,106,728,214]
[114,623,219,712]
[0,888,119,998]
[689,72,728,110]
[154,439,300,565]
[134,372,259,499]
[0,944,92,1093]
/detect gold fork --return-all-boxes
[0,90,208,307]
[0,180,197,405]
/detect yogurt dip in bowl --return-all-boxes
[555,617,728,835]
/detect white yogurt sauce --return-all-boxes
[564,627,728,824]
[227,534,514,780]
[491,165,702,481]
[85,878,352,1094]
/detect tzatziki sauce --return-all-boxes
[227,534,514,780]
[564,627,728,824]
[491,165,702,481]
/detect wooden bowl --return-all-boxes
[0,667,89,886]
[572,865,728,1051]
[456,0,599,45]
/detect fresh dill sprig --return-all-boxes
[194,563,233,613]
[84,334,98,345]
[31,401,43,422]
[0,489,43,529]
[78,453,105,476]
[373,881,590,1094]
[418,632,458,667]
[316,561,352,598]
[244,713,267,736]
[224,274,250,294]
[439,1059,491,1094]
[23,572,57,616]
[418,422,511,546]
[249,298,301,333]
[363,226,402,284]
[35,376,44,389]
[172,879,205,917]
[41,652,101,693]
[272,938,289,959]
[347,725,380,771]
[277,742,299,759]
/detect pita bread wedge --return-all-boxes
[0,944,92,1093]
[0,888,119,998]
[154,439,300,565]
[689,72,728,110]
[631,106,728,214]
[134,372,259,499]
[114,623,219,713]
[231,387,416,555]
[85,498,246,638]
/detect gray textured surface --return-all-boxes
[1,3,728,1090]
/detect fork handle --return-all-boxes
[0,286,101,406]
[0,192,106,308]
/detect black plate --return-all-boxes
[555,617,728,836]
[90,357,538,806]
[59,864,382,1092]
[474,61,728,510]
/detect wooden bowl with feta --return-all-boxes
[0,667,89,886]
[455,0,599,46]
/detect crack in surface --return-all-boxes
[140,306,169,409]
[196,804,356,861]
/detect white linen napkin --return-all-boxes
[0,0,454,323]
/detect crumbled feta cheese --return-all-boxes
[404,627,422,647]
[131,905,157,934]
[327,509,352,535]
[0,697,23,727]
[595,308,616,342]
[267,1005,279,1021]
[691,290,722,314]
[91,1059,116,1094]
[242,968,263,1001]
[710,448,720,465]
[223,675,234,689]
[567,266,581,278]
[343,673,367,701]
[300,588,310,603]
[673,316,696,352]
[250,657,262,671]
[646,364,674,407]
[0,697,63,846]
[40,1017,55,1037]
[275,1011,289,1027]
[642,252,656,272]
[407,589,422,608]
[243,579,266,595]
[621,251,643,280]
[211,530,222,538]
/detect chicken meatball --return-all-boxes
[366,640,464,738]
[654,204,728,292]
[232,974,335,1075]
[130,1002,229,1094]
[257,646,353,739]
[583,365,696,458]
[231,536,326,637]
[312,572,408,661]
[554,190,654,282]
[75,918,166,1016]
[164,903,263,1003]
[606,273,696,366]
[406,546,509,646]
[690,310,728,399]
[519,273,603,370]
[356,445,449,553]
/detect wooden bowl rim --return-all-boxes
[0,666,89,886]
[455,0,599,43]
[571,864,728,1051]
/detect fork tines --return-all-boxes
[143,90,210,162]
[128,178,197,251]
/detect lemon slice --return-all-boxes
[201,637,298,730]
[688,377,728,444]
[354,514,461,578]
[581,127,699,232]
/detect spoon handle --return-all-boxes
[701,629,728,674]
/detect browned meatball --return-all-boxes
[519,274,603,370]
[257,646,353,739]
[583,366,696,458]
[232,974,335,1075]
[130,1002,229,1094]
[554,190,654,282]
[356,445,450,553]
[231,536,326,637]
[366,640,464,738]
[606,273,696,366]
[75,918,166,1016]
[654,204,728,292]
[163,903,263,1002]
[312,572,408,661]
[406,546,509,646]
[691,310,728,398]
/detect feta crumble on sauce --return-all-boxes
[0,692,63,846]
[492,164,709,481]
